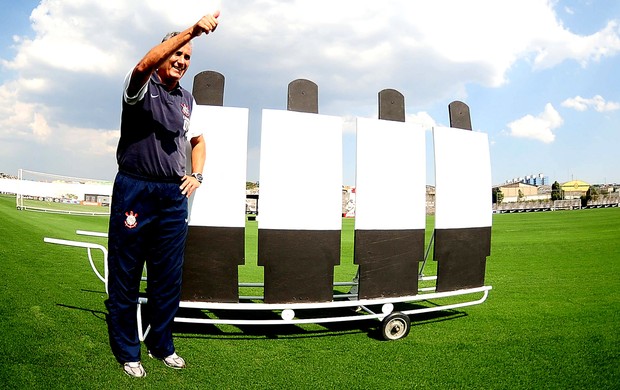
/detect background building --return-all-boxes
[560,180,590,199]
[494,182,546,203]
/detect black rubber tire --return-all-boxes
[381,312,411,340]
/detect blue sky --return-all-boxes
[1,0,619,186]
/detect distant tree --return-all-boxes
[590,186,599,201]
[246,181,258,190]
[581,187,595,207]
[518,189,524,201]
[492,188,504,204]
[551,181,563,200]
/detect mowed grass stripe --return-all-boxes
[0,194,618,389]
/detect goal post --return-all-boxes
[16,169,113,216]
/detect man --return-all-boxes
[106,12,219,378]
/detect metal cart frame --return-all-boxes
[45,230,491,340]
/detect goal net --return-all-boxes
[15,169,113,216]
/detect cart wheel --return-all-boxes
[381,312,410,340]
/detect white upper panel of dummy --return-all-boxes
[355,117,427,230]
[433,126,492,229]
[187,105,249,228]
[258,109,343,230]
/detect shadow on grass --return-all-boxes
[80,288,107,294]
[170,302,468,341]
[56,303,107,322]
[57,289,469,341]
[55,288,108,322]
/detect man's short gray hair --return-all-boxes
[162,31,181,42]
[161,31,193,47]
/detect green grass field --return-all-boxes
[0,194,618,389]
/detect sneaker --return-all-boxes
[149,351,186,369]
[123,361,146,378]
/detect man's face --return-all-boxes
[157,42,192,89]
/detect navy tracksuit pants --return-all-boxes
[105,172,188,363]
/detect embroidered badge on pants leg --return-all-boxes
[125,211,138,228]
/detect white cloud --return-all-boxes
[407,112,437,132]
[531,20,620,69]
[4,0,220,75]
[5,1,619,108]
[18,77,48,92]
[0,82,39,138]
[507,103,563,143]
[1,0,619,179]
[562,96,589,111]
[561,95,620,112]
[56,125,119,157]
[31,112,51,139]
[0,79,118,161]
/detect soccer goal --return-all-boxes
[16,169,112,216]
